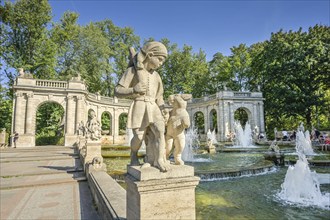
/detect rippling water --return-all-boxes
[196,167,330,220]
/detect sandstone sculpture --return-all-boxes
[115,41,170,172]
[165,94,192,165]
[85,111,101,141]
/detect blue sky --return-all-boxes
[49,0,329,61]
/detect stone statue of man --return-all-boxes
[115,41,170,172]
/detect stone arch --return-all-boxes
[101,111,112,135]
[118,113,128,135]
[233,107,252,127]
[194,111,205,134]
[35,101,65,146]
[209,109,217,133]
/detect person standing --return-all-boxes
[12,131,19,148]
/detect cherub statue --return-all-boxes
[165,94,192,165]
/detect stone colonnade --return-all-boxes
[12,76,132,147]
[12,76,265,147]
[187,90,265,142]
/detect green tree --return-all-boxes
[96,20,140,96]
[1,0,56,81]
[51,11,80,80]
[76,23,112,93]
[0,80,12,133]
[208,52,232,94]
[158,42,209,98]
[228,44,252,91]
[36,102,65,145]
[255,26,330,130]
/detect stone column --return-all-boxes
[97,106,102,124]
[218,101,225,141]
[259,102,265,133]
[112,108,118,144]
[125,165,200,220]
[227,102,232,132]
[25,93,34,134]
[204,108,209,134]
[76,95,84,133]
[253,103,259,129]
[13,92,25,135]
[66,95,75,135]
[65,95,76,146]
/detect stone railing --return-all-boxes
[36,79,68,88]
[87,93,98,100]
[86,93,132,106]
[191,94,217,103]
[233,92,251,97]
[100,96,114,102]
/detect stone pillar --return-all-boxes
[65,95,77,146]
[259,103,265,133]
[218,101,226,142]
[25,93,34,134]
[252,103,258,129]
[125,165,200,220]
[13,92,25,135]
[84,140,103,170]
[112,108,118,144]
[23,93,35,147]
[76,95,84,133]
[97,106,102,124]
[204,108,209,134]
[66,95,75,135]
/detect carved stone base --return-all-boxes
[14,134,35,148]
[125,165,200,220]
[64,135,78,147]
[84,140,103,169]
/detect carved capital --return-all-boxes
[67,95,74,101]
[77,95,84,101]
[14,92,24,98]
[26,93,34,99]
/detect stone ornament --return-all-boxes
[17,68,33,78]
[165,94,192,165]
[92,156,106,171]
[115,41,170,172]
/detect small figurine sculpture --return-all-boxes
[165,94,192,165]
[115,41,169,172]
[18,68,25,77]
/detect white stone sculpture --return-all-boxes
[18,68,25,77]
[85,111,101,140]
[115,41,170,172]
[165,94,192,165]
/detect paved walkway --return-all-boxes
[0,146,100,220]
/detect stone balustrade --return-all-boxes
[36,79,68,88]
[234,92,251,97]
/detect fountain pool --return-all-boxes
[102,146,330,219]
[196,167,330,219]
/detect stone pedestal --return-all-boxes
[64,135,78,147]
[15,134,35,148]
[125,165,200,220]
[84,140,102,168]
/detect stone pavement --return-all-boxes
[0,146,100,220]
